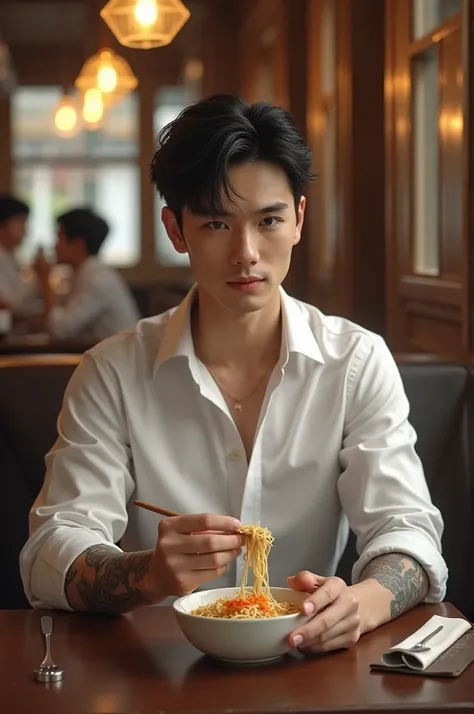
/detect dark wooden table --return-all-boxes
[1,603,473,714]
[0,334,97,355]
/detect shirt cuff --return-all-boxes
[351,531,447,603]
[27,526,122,610]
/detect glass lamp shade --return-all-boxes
[82,88,106,130]
[53,94,81,137]
[100,0,191,49]
[75,48,138,106]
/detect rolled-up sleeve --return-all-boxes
[337,336,447,602]
[19,352,135,610]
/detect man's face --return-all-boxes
[55,225,77,264]
[1,214,28,250]
[163,160,305,316]
[55,226,68,264]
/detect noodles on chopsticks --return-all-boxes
[190,523,300,619]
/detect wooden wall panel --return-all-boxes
[201,0,239,97]
[306,0,386,333]
[344,0,386,335]
[385,0,468,358]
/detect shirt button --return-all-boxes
[228,449,242,462]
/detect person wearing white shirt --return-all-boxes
[20,94,446,654]
[33,207,140,340]
[0,195,40,315]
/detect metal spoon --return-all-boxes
[408,624,444,653]
[34,615,64,683]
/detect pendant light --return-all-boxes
[82,88,105,130]
[100,0,191,49]
[75,47,138,107]
[53,92,81,138]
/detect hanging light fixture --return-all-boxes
[75,47,138,106]
[53,92,80,138]
[82,88,106,130]
[100,0,191,50]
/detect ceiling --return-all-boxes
[0,0,208,47]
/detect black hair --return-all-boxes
[57,207,109,256]
[150,94,314,226]
[0,195,29,225]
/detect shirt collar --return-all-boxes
[154,284,324,374]
[154,285,198,373]
[280,287,324,364]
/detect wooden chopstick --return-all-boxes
[133,500,244,536]
[133,500,180,518]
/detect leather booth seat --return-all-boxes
[0,355,81,609]
[336,363,474,619]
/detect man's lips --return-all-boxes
[227,277,264,284]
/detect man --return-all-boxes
[34,207,140,340]
[20,95,446,654]
[0,194,40,315]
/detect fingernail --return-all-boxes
[232,519,241,529]
[293,635,304,647]
[304,602,315,615]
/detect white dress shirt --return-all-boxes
[0,246,40,314]
[47,257,140,340]
[20,287,447,610]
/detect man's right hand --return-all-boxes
[64,513,243,615]
[150,513,243,598]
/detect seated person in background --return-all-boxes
[20,95,446,654]
[34,207,140,340]
[0,194,40,315]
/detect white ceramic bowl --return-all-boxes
[173,587,310,664]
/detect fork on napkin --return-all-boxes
[380,615,472,671]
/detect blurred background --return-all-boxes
[0,0,471,358]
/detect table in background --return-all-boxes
[0,603,472,714]
[0,333,97,355]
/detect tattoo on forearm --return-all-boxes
[65,545,154,615]
[360,553,429,618]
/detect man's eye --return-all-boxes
[261,217,281,227]
[206,221,227,230]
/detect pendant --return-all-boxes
[234,401,243,413]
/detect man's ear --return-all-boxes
[294,196,306,247]
[162,207,188,254]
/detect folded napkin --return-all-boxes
[381,615,472,671]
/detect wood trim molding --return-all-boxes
[400,275,463,305]
[462,0,473,352]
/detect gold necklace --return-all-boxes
[207,368,268,413]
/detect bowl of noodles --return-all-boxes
[173,524,311,663]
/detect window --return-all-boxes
[412,48,439,275]
[12,87,140,267]
[412,0,462,39]
[153,86,195,267]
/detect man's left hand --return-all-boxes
[288,570,361,653]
